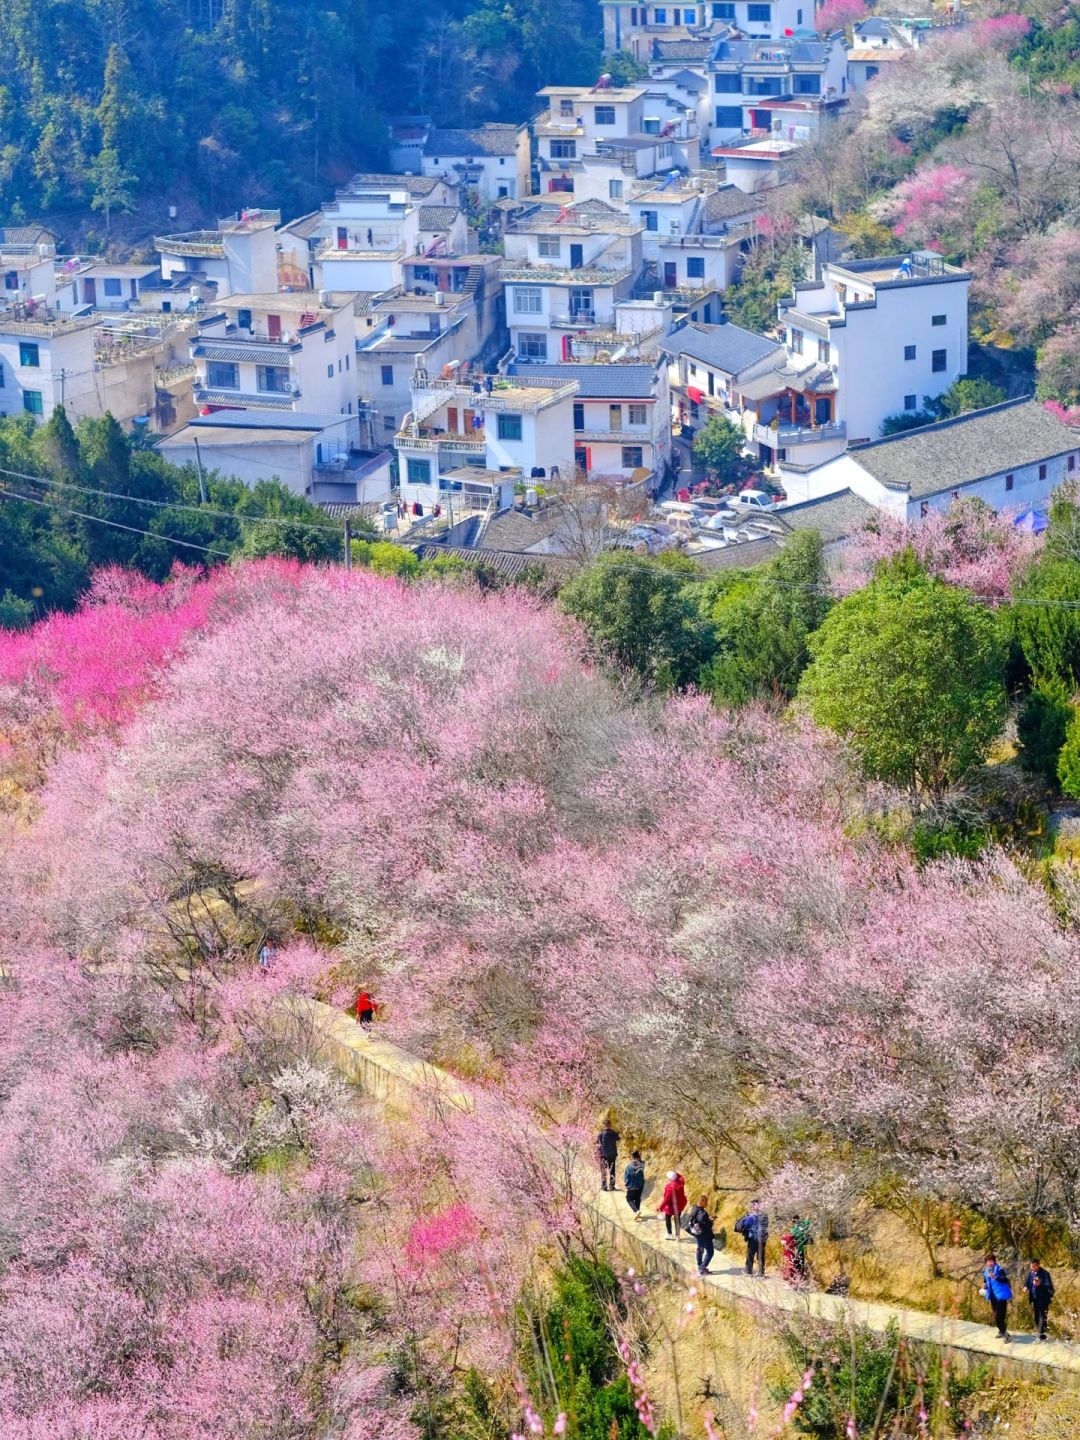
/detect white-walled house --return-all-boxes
[778,399,1080,518]
[507,359,671,484]
[503,201,643,364]
[190,292,358,417]
[159,410,392,504]
[777,250,970,447]
[156,210,280,300]
[0,310,98,423]
[662,319,785,429]
[535,82,699,195]
[422,124,531,202]
[70,261,162,311]
[1,245,59,311]
[602,0,817,60]
[395,372,578,513]
[628,178,748,294]
[708,33,848,147]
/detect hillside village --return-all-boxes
[1,3,1077,573]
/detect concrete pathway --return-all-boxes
[302,1000,1080,1384]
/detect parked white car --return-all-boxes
[729,488,781,512]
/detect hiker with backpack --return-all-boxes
[735,1201,769,1276]
[597,1120,620,1192]
[685,1195,715,1275]
[982,1253,1013,1342]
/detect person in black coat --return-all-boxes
[596,1121,619,1191]
[686,1195,715,1275]
[1024,1259,1055,1341]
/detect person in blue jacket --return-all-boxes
[982,1253,1013,1341]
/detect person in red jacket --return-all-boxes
[657,1170,687,1241]
[355,990,378,1032]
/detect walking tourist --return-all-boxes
[355,989,378,1032]
[1024,1259,1055,1341]
[686,1195,715,1275]
[658,1170,687,1240]
[258,941,277,973]
[982,1253,1013,1341]
[735,1201,769,1276]
[791,1214,812,1281]
[597,1120,620,1191]
[624,1150,645,1218]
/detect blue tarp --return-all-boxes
[1014,509,1048,533]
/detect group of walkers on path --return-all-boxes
[600,1125,1060,1340]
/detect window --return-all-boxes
[538,235,561,258]
[573,402,585,431]
[383,415,397,432]
[713,1,735,14]
[513,286,543,314]
[817,338,829,364]
[18,342,39,368]
[102,276,122,297]
[406,458,431,486]
[932,313,946,326]
[793,75,821,95]
[1039,463,1048,480]
[714,106,743,128]
[1005,473,1014,491]
[345,354,350,371]
[789,328,804,355]
[747,3,770,19]
[1070,456,1077,472]
[594,105,616,125]
[932,349,947,373]
[628,403,648,425]
[904,344,916,361]
[653,7,667,20]
[715,73,740,92]
[622,446,644,468]
[641,209,658,231]
[257,365,290,393]
[560,98,575,115]
[23,390,43,416]
[687,256,705,279]
[920,501,929,517]
[381,364,394,385]
[550,140,576,160]
[683,7,695,19]
[237,308,252,329]
[904,394,917,410]
[3,271,17,291]
[497,413,523,441]
[569,287,593,319]
[609,404,623,430]
[797,6,802,20]
[206,361,239,389]
[517,333,547,360]
[643,117,661,135]
[327,363,334,379]
[0,363,4,387]
[609,179,623,200]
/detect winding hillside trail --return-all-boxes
[303,999,1080,1387]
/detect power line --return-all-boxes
[0,485,235,558]
[0,465,344,536]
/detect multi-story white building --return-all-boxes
[708,33,848,147]
[155,209,281,301]
[395,370,579,512]
[421,124,531,202]
[535,82,699,195]
[628,176,750,294]
[190,291,358,417]
[508,359,672,484]
[602,0,816,60]
[1,243,59,311]
[0,307,99,423]
[776,250,970,449]
[503,201,643,365]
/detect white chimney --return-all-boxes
[318,288,331,305]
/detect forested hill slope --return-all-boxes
[0,0,601,234]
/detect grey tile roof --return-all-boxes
[775,489,874,544]
[0,224,56,247]
[279,211,323,240]
[344,173,443,196]
[480,508,565,552]
[415,543,576,580]
[849,399,1078,498]
[652,37,713,58]
[506,362,657,399]
[703,185,766,227]
[418,206,461,230]
[663,321,783,377]
[693,536,784,570]
[425,124,523,158]
[713,36,832,62]
[665,68,709,91]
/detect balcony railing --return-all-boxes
[753,419,846,447]
[155,231,225,258]
[412,377,579,413]
[573,429,653,443]
[550,311,602,328]
[395,433,487,453]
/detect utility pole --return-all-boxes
[54,368,67,407]
[344,518,352,570]
[192,435,207,503]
